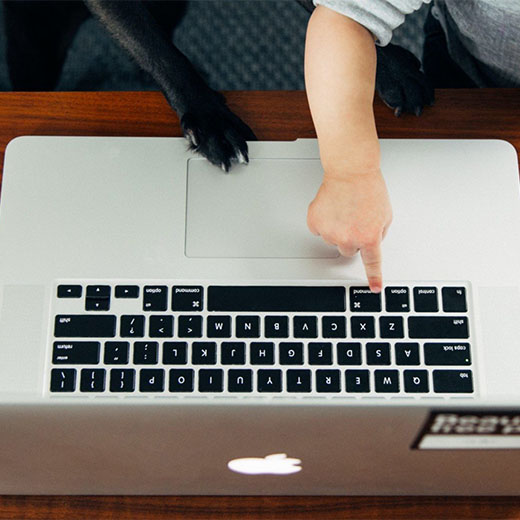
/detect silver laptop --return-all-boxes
[0,135,519,495]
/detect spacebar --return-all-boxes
[208,286,346,312]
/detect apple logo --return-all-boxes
[227,453,302,475]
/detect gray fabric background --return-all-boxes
[0,0,428,91]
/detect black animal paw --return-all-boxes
[376,43,434,117]
[181,102,257,172]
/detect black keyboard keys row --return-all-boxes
[60,313,476,341]
[50,368,473,393]
[55,341,470,368]
[144,285,204,311]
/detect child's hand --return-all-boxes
[307,168,392,293]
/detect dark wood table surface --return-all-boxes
[0,89,519,519]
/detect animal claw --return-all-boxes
[236,150,248,164]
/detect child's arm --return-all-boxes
[305,5,392,293]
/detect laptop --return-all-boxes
[0,135,519,495]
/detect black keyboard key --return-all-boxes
[337,343,362,365]
[264,316,289,338]
[172,286,204,311]
[115,285,139,298]
[316,370,341,393]
[140,369,164,392]
[120,315,145,338]
[375,370,400,393]
[221,342,246,365]
[169,369,194,392]
[55,315,116,338]
[404,370,429,393]
[322,316,346,338]
[86,285,110,298]
[395,342,420,365]
[192,342,217,365]
[366,343,391,365]
[350,286,381,312]
[228,369,253,392]
[385,286,410,312]
[80,368,105,392]
[345,370,370,392]
[85,298,110,311]
[379,316,404,338]
[178,315,202,338]
[408,317,469,338]
[109,369,135,392]
[163,342,188,364]
[199,369,223,392]
[57,285,82,298]
[433,370,473,393]
[52,341,100,364]
[236,315,260,338]
[207,315,231,338]
[279,343,304,365]
[85,286,110,310]
[208,286,346,312]
[442,287,467,312]
[293,316,317,338]
[143,286,167,311]
[287,370,311,392]
[424,343,471,365]
[133,341,158,364]
[50,368,76,392]
[257,369,282,392]
[308,342,332,365]
[413,287,438,312]
[350,316,375,338]
[104,342,129,364]
[149,320,172,343]
[250,342,275,365]
[149,315,174,338]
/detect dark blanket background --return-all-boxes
[0,0,428,91]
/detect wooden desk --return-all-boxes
[0,90,519,519]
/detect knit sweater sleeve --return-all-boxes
[312,0,431,45]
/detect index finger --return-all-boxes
[360,242,383,293]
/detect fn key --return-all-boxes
[433,370,473,393]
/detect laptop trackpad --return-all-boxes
[185,158,339,258]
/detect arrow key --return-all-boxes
[178,315,203,338]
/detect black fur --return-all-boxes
[2,0,432,170]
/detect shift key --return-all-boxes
[408,317,469,339]
[55,315,116,338]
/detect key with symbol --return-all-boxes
[120,315,145,337]
[178,315,203,338]
[149,315,173,337]
[172,286,203,311]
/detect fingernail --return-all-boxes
[369,280,382,293]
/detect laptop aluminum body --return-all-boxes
[0,136,519,494]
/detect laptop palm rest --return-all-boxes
[185,158,339,258]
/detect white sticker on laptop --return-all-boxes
[412,411,520,450]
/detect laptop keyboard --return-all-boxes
[48,282,476,398]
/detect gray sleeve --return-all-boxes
[312,0,430,46]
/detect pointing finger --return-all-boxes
[360,242,383,293]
